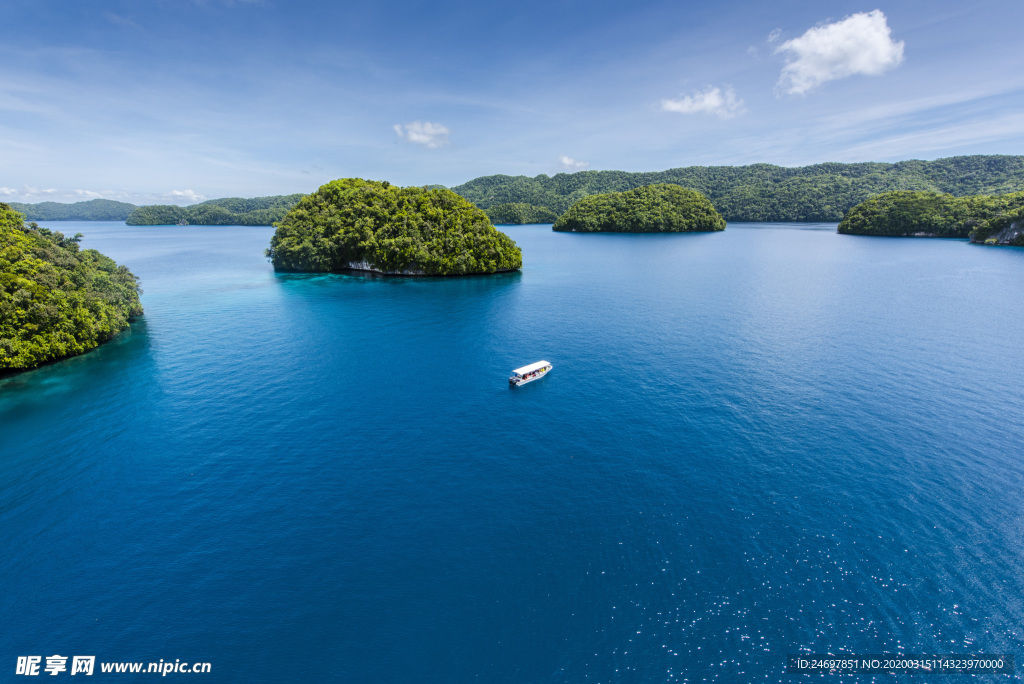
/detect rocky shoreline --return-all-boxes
[971,219,1024,246]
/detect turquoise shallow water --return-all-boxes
[2,222,1024,682]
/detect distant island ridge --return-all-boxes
[460,155,1024,224]
[126,194,305,226]
[11,155,1024,231]
[9,196,305,225]
[10,198,138,221]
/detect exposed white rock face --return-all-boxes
[990,220,1024,245]
[343,260,425,275]
[340,260,519,275]
[971,219,1024,246]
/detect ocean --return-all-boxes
[2,221,1023,681]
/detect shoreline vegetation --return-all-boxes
[266,179,522,276]
[0,203,143,374]
[553,185,725,233]
[839,190,1024,245]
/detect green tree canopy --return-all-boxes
[125,194,306,226]
[839,190,1024,244]
[452,156,1024,223]
[486,203,559,225]
[266,179,522,275]
[10,199,138,221]
[552,184,726,233]
[0,203,143,372]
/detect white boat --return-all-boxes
[509,360,553,386]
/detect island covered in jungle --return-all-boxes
[0,203,143,374]
[839,190,1024,245]
[553,184,725,233]
[266,179,522,275]
[126,194,305,226]
[9,198,137,221]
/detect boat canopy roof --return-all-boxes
[512,360,551,375]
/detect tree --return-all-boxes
[552,184,726,233]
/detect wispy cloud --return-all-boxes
[0,185,148,204]
[714,89,1024,167]
[393,121,450,149]
[775,10,904,95]
[558,155,589,171]
[192,0,264,6]
[104,12,142,30]
[815,82,1024,133]
[661,86,745,119]
[835,113,1024,160]
[170,189,205,203]
[0,185,59,201]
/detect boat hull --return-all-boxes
[509,365,552,386]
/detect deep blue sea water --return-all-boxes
[2,222,1023,682]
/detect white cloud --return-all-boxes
[558,155,589,171]
[0,185,212,205]
[775,10,904,95]
[0,185,59,202]
[393,121,450,149]
[661,86,745,119]
[170,189,205,203]
[104,12,142,30]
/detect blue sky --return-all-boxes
[2,0,1023,205]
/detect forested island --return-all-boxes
[12,155,1024,228]
[266,179,522,275]
[453,155,1024,223]
[553,185,725,233]
[11,198,137,221]
[126,194,304,226]
[0,203,143,373]
[839,190,1024,245]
